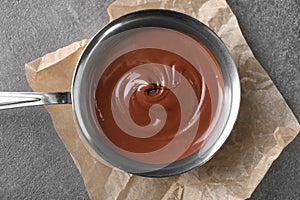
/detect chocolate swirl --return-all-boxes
[95,48,212,162]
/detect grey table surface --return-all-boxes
[0,0,299,199]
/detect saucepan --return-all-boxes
[0,10,240,177]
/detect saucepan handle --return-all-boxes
[0,92,71,110]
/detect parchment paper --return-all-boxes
[25,0,300,199]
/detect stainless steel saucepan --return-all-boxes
[0,10,240,177]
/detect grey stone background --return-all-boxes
[0,0,299,199]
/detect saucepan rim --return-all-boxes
[71,9,241,177]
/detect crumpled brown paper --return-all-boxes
[25,0,300,199]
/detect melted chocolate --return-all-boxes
[94,28,223,164]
